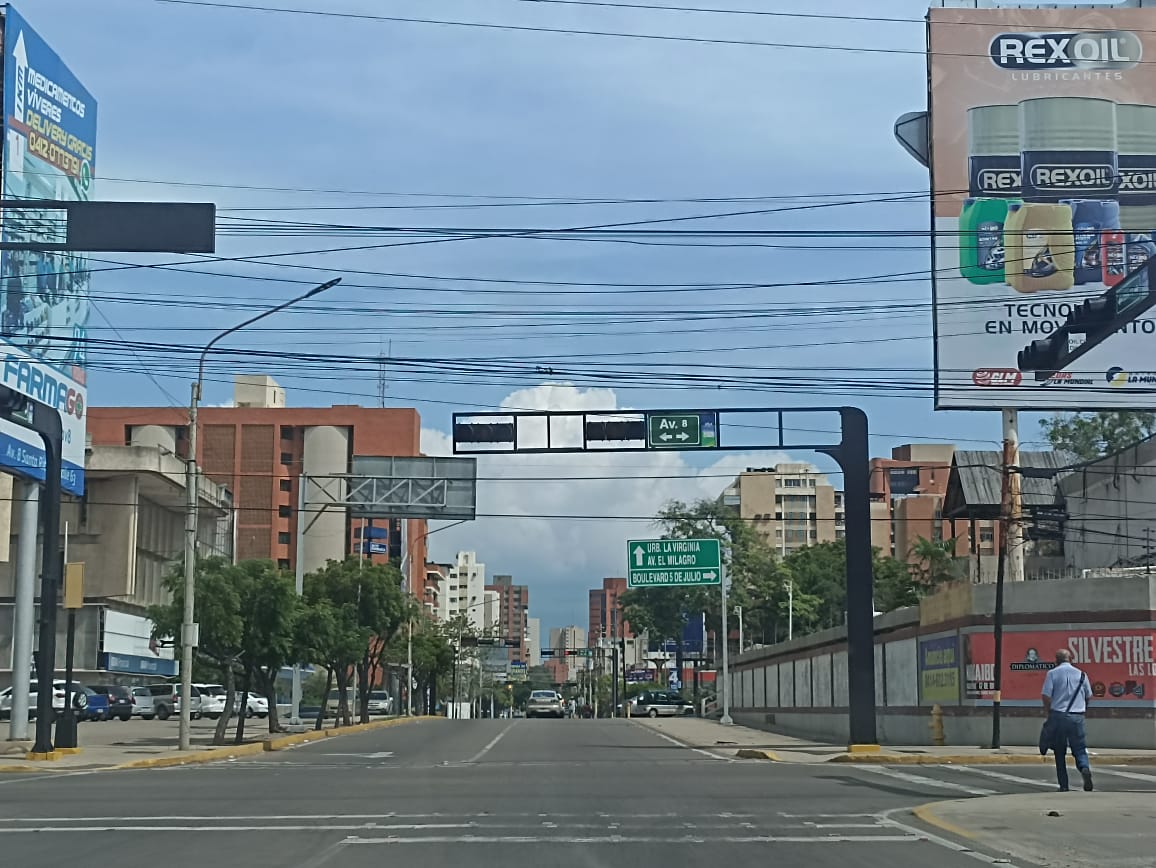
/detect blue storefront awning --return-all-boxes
[100,652,178,677]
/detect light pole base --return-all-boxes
[719,714,734,726]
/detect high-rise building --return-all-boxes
[720,464,843,557]
[588,577,631,647]
[434,551,486,628]
[485,574,529,662]
[526,617,541,667]
[88,374,428,589]
[547,625,585,682]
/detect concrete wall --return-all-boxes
[727,576,1156,748]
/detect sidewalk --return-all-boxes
[914,792,1156,868]
[0,715,436,772]
[632,716,1156,765]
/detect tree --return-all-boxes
[232,560,300,740]
[150,558,243,746]
[874,552,920,613]
[1040,411,1156,461]
[907,536,962,591]
[300,558,409,727]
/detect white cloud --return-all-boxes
[420,383,807,630]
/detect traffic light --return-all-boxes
[1017,256,1156,381]
[0,386,28,416]
[584,419,646,443]
[453,421,515,445]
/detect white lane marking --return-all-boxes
[1092,767,1156,784]
[0,824,475,834]
[644,727,730,761]
[0,770,96,787]
[856,765,997,796]
[343,834,919,845]
[940,765,1054,789]
[323,752,393,759]
[0,811,765,824]
[877,807,1029,866]
[467,722,517,764]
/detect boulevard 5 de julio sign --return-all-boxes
[626,538,722,588]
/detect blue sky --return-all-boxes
[35,0,1057,632]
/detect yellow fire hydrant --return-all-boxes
[929,703,945,746]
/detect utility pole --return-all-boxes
[1147,526,1152,575]
[735,605,744,654]
[1004,410,1025,585]
[991,446,1012,750]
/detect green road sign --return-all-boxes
[627,538,722,587]
[646,412,718,449]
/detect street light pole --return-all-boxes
[180,277,341,751]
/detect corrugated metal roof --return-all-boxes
[943,450,1077,519]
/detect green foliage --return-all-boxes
[1040,411,1156,461]
[907,536,962,590]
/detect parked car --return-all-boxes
[326,689,358,717]
[630,690,694,718]
[82,687,110,722]
[0,681,86,720]
[148,683,201,720]
[366,690,393,716]
[234,692,268,719]
[88,685,133,721]
[194,683,228,720]
[130,686,156,720]
[526,689,565,719]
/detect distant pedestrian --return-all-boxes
[1041,649,1093,792]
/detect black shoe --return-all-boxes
[1081,769,1093,792]
[1058,786,1069,792]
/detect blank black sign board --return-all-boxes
[65,202,216,252]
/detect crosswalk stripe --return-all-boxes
[855,765,997,796]
[940,765,1054,789]
[1092,767,1156,784]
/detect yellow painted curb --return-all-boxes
[735,748,783,761]
[55,747,82,756]
[263,730,328,751]
[0,764,50,773]
[912,801,976,841]
[847,744,882,754]
[113,740,267,770]
[25,751,63,762]
[263,714,442,750]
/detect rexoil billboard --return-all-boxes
[964,628,1156,707]
[929,6,1156,409]
[0,6,93,494]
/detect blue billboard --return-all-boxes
[0,6,95,494]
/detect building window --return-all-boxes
[279,479,292,492]
[280,452,293,465]
[280,426,294,440]
[980,530,994,543]
[278,532,291,545]
[783,479,802,488]
[277,558,291,570]
[278,505,292,518]
[808,479,816,487]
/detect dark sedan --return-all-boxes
[89,685,133,721]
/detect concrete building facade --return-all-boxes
[0,443,232,686]
[87,375,428,590]
[435,551,486,629]
[526,616,541,667]
[720,464,844,558]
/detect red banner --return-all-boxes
[964,629,1156,704]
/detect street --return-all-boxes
[6,718,1156,868]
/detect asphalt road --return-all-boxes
[3,718,1156,868]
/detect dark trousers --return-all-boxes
[1050,711,1089,790]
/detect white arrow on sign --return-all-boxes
[676,432,690,441]
[659,433,673,441]
[703,571,718,580]
[633,546,645,567]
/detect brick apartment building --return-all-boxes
[88,375,428,587]
[485,574,529,663]
[588,577,632,647]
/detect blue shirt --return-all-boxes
[1042,661,1091,714]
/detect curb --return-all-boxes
[115,715,442,769]
[735,748,783,761]
[828,752,1156,765]
[910,800,977,842]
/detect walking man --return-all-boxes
[1041,649,1094,792]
